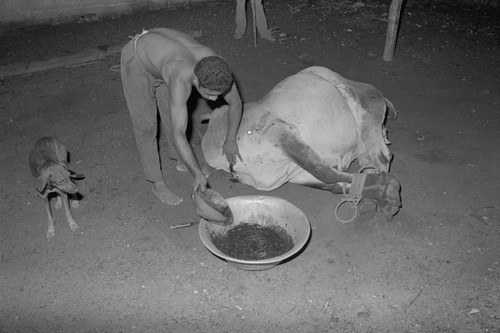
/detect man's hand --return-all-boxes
[223,139,242,166]
[193,172,208,192]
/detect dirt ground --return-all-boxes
[1,0,499,332]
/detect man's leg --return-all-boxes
[254,0,275,41]
[234,0,247,39]
[120,45,182,205]
[156,84,187,173]
[156,85,210,178]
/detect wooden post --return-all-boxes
[251,0,257,47]
[383,0,404,62]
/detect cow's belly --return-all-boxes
[234,153,299,191]
[206,111,303,191]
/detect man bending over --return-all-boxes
[121,28,243,205]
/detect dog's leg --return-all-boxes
[54,195,62,209]
[44,197,56,239]
[70,193,79,209]
[61,192,79,232]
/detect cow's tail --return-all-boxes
[385,98,398,120]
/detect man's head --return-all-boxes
[194,56,233,98]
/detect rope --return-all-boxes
[334,167,374,223]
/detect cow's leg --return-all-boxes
[276,128,353,193]
[277,127,401,219]
[286,170,344,193]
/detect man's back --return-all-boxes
[135,28,215,80]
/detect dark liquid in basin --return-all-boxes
[212,223,294,260]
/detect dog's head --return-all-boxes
[35,164,84,193]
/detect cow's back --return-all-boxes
[257,67,360,168]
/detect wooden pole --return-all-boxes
[251,0,257,47]
[383,0,404,62]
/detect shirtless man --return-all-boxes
[120,28,243,205]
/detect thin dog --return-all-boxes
[28,137,84,239]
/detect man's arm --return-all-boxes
[169,77,208,191]
[223,82,243,166]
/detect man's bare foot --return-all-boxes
[260,31,276,42]
[234,30,244,39]
[152,181,182,205]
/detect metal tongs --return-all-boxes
[170,221,199,229]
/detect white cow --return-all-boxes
[201,66,401,220]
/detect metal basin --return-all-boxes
[199,195,311,270]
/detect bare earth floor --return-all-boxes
[0,0,499,332]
